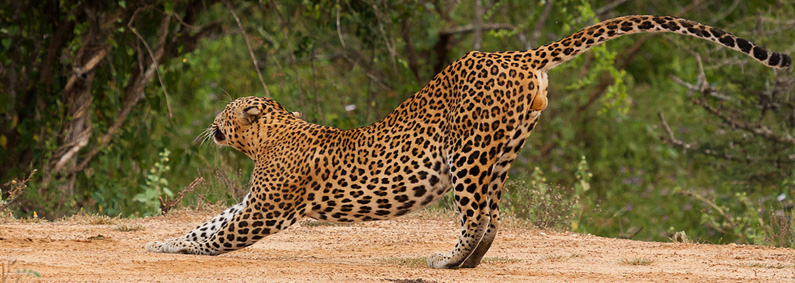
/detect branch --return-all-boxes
[657,112,747,161]
[528,1,554,49]
[334,47,390,90]
[224,0,270,98]
[369,1,398,72]
[440,23,516,36]
[159,177,204,215]
[677,190,737,237]
[690,98,795,146]
[400,18,421,84]
[0,170,36,212]
[71,13,172,175]
[472,0,483,50]
[129,9,174,118]
[669,73,735,100]
[63,48,108,94]
[594,0,631,17]
[335,0,346,49]
[667,53,795,146]
[574,0,707,114]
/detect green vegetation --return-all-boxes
[1,260,40,282]
[1,0,793,249]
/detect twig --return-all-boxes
[128,9,173,118]
[574,0,707,114]
[620,226,644,239]
[63,49,108,93]
[691,98,795,146]
[658,112,749,162]
[225,1,270,97]
[369,1,398,72]
[440,23,516,36]
[70,13,172,175]
[669,75,732,101]
[472,0,483,50]
[159,177,204,215]
[169,8,201,30]
[657,113,693,150]
[528,1,554,49]
[335,0,346,49]
[594,0,631,16]
[677,190,746,242]
[336,49,390,90]
[0,170,36,212]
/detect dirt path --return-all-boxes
[0,208,793,282]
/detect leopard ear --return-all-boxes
[242,106,261,124]
[291,111,302,119]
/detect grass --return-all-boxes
[738,262,792,269]
[381,256,521,268]
[543,253,581,262]
[669,231,693,244]
[115,223,144,232]
[65,211,116,225]
[760,207,795,249]
[1,260,40,282]
[619,257,655,266]
[483,257,522,264]
[382,257,427,268]
[298,219,354,227]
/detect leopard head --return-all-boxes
[209,96,299,157]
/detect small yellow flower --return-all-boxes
[33,211,38,218]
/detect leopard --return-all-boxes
[146,15,790,269]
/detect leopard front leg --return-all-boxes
[146,193,251,254]
[146,190,304,255]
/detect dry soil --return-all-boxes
[0,208,793,282]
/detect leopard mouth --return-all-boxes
[213,127,226,143]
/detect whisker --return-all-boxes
[194,128,210,145]
[203,128,214,147]
[220,88,233,102]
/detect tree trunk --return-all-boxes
[46,10,113,197]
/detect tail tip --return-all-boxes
[782,53,792,69]
[770,52,792,69]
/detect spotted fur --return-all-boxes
[146,15,789,269]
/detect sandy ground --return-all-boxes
[0,208,793,282]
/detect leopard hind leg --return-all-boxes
[427,144,503,269]
[459,117,538,268]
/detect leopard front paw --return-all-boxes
[145,238,190,254]
[145,241,166,253]
[427,252,459,269]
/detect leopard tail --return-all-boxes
[531,15,791,72]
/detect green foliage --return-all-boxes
[501,167,582,232]
[133,149,173,216]
[1,259,41,283]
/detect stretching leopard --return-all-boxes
[146,15,790,269]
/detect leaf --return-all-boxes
[164,0,174,14]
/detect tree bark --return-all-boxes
[46,9,117,196]
[472,0,483,50]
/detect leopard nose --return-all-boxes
[214,129,225,141]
